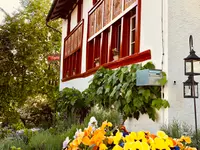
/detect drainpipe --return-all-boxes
[46,21,62,35]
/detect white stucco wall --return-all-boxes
[70,6,78,31]
[167,0,200,129]
[124,0,169,133]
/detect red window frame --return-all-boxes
[86,0,141,71]
[61,0,151,82]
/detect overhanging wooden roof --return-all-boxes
[46,0,78,22]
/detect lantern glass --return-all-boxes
[193,60,200,74]
[184,85,192,97]
[183,78,199,98]
[185,60,192,74]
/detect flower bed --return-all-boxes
[63,118,196,150]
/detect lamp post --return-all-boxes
[183,35,200,148]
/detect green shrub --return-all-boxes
[56,88,91,129]
[28,130,63,150]
[160,120,193,138]
[0,138,28,150]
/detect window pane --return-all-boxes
[117,25,121,52]
[132,17,136,30]
[131,30,135,42]
[131,43,135,54]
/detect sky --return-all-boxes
[0,0,21,23]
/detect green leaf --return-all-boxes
[123,104,131,115]
[120,73,124,83]
[125,90,132,103]
[152,98,168,110]
[110,86,117,97]
[143,89,151,100]
[162,100,170,108]
[158,75,167,86]
[142,61,155,69]
[133,111,140,120]
[133,97,143,108]
[105,85,111,94]
[97,87,103,95]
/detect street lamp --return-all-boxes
[183,35,200,148]
[184,36,200,75]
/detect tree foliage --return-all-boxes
[0,0,61,123]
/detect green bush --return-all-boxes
[28,130,63,150]
[0,138,28,150]
[160,120,193,138]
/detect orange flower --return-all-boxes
[107,136,114,144]
[90,129,105,146]
[84,126,93,136]
[82,136,91,146]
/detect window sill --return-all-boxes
[61,49,151,82]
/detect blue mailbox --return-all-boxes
[136,69,162,86]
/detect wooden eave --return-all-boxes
[46,0,78,22]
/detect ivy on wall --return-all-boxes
[86,62,169,121]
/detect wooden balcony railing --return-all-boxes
[64,19,84,58]
[88,0,137,40]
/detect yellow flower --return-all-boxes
[100,121,113,130]
[113,130,123,145]
[125,132,136,143]
[185,146,197,150]
[125,131,147,142]
[180,136,191,144]
[112,145,123,150]
[157,131,168,139]
[137,131,147,142]
[151,137,170,150]
[124,141,150,150]
[108,122,112,127]
[166,138,174,147]
[141,142,150,150]
[99,143,108,150]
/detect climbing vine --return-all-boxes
[87,62,169,121]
